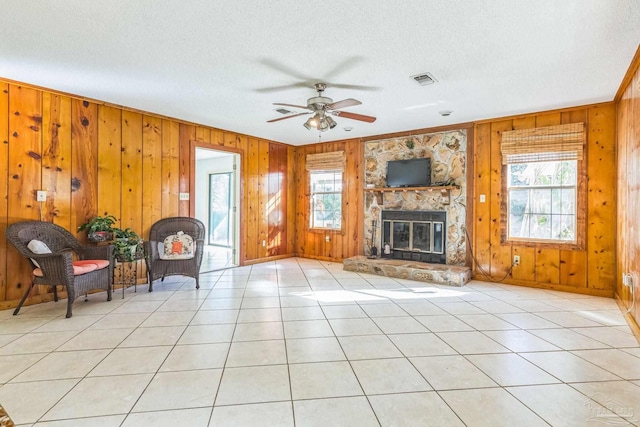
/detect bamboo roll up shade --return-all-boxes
[501,122,585,164]
[305,151,345,171]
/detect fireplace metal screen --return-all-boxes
[381,210,446,264]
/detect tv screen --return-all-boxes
[386,158,431,188]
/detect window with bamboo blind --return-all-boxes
[306,152,344,231]
[501,123,586,247]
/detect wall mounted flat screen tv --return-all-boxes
[386,158,431,188]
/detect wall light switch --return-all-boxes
[479,194,486,203]
[36,190,47,201]
[262,240,266,247]
[179,192,190,201]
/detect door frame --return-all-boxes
[189,140,244,266]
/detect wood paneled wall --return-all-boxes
[0,81,292,309]
[292,139,364,261]
[616,55,640,324]
[473,104,617,296]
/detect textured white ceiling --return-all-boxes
[1,0,639,146]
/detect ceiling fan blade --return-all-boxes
[255,82,313,93]
[259,59,312,81]
[267,112,311,123]
[332,111,377,123]
[273,102,312,110]
[326,98,361,110]
[328,83,380,91]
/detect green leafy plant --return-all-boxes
[405,139,415,150]
[113,227,142,262]
[78,215,117,241]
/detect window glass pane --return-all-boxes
[530,189,551,214]
[557,161,577,185]
[509,213,527,238]
[309,170,342,229]
[509,189,529,217]
[551,214,575,240]
[551,188,576,215]
[529,214,551,239]
[508,164,529,186]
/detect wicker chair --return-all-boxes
[5,221,113,318]
[144,217,205,292]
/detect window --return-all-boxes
[501,122,585,247]
[309,170,342,229]
[507,160,576,241]
[306,151,345,231]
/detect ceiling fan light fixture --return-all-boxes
[325,116,337,129]
[318,119,330,131]
[303,118,314,130]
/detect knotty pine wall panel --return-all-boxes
[472,104,617,296]
[70,99,99,239]
[616,56,640,324]
[0,79,292,310]
[142,115,163,238]
[7,85,42,301]
[258,140,270,259]
[161,119,180,218]
[97,106,122,226]
[0,83,8,301]
[121,111,143,234]
[42,93,72,228]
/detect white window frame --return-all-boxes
[506,160,578,243]
[309,169,343,231]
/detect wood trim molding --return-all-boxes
[360,122,474,143]
[614,43,640,102]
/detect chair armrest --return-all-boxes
[33,251,75,282]
[144,240,158,259]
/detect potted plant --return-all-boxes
[113,227,142,262]
[78,215,117,242]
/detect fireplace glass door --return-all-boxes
[412,222,431,252]
[392,222,410,250]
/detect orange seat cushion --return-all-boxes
[33,260,108,277]
[74,259,110,270]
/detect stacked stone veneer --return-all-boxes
[364,130,467,266]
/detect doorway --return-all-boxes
[194,147,240,272]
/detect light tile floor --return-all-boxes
[0,257,639,426]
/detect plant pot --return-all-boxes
[88,231,113,242]
[114,239,142,262]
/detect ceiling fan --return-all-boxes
[267,83,376,131]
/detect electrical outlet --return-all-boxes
[479,194,486,203]
[623,273,633,287]
[36,190,47,201]
[325,235,331,242]
[179,192,190,201]
[513,255,520,266]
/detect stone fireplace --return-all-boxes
[364,129,467,266]
[381,210,447,264]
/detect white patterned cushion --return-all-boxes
[27,239,51,268]
[159,231,195,260]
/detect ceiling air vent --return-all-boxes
[275,108,293,115]
[411,72,437,86]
